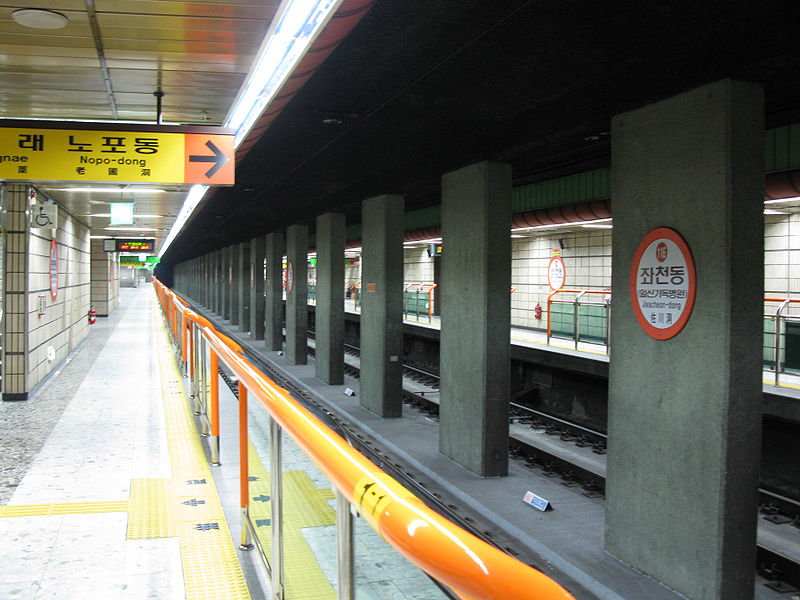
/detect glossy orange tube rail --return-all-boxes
[155,278,575,600]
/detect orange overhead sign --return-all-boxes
[0,121,234,185]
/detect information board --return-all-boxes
[104,238,155,253]
[0,122,234,185]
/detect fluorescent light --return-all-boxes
[89,235,112,239]
[403,237,442,247]
[512,218,612,232]
[225,0,342,148]
[85,213,168,218]
[110,202,134,225]
[104,226,158,232]
[158,184,208,257]
[511,234,526,238]
[56,187,166,193]
[582,224,613,229]
[765,196,800,205]
[764,209,790,215]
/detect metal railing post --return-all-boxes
[210,348,220,466]
[270,417,285,600]
[240,382,253,550]
[336,490,354,600]
[774,299,790,386]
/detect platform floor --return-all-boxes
[0,287,267,600]
[0,287,450,600]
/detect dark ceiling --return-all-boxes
[162,0,800,268]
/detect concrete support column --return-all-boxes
[230,245,240,326]
[213,250,221,314]
[360,195,404,417]
[250,237,266,340]
[237,242,250,332]
[203,255,210,307]
[265,232,285,351]
[90,239,119,316]
[439,161,511,476]
[315,212,345,384]
[605,80,764,600]
[221,247,231,320]
[285,225,308,365]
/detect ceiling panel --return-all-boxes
[0,0,279,250]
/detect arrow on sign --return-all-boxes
[189,140,230,178]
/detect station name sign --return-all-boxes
[104,238,155,253]
[0,120,234,185]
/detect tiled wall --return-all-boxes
[3,184,91,398]
[90,239,120,316]
[4,184,29,397]
[27,193,91,391]
[510,229,612,330]
[400,228,612,330]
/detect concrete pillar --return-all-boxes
[223,246,232,320]
[237,242,250,332]
[230,245,240,326]
[360,195,404,417]
[265,232,285,351]
[315,212,345,384]
[439,161,511,476]
[203,255,210,307]
[213,250,221,314]
[605,80,763,600]
[90,239,119,316]
[250,236,266,340]
[285,225,308,365]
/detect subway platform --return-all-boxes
[1,284,795,600]
[0,286,268,600]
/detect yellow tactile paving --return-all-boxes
[247,441,337,600]
[150,292,252,600]
[127,478,176,539]
[0,500,129,518]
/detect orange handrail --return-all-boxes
[156,279,575,600]
[764,297,800,304]
[546,288,610,338]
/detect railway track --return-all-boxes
[308,342,800,590]
[213,327,800,591]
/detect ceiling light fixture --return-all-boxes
[764,196,800,205]
[105,226,158,232]
[159,1,340,260]
[226,0,342,149]
[158,185,208,257]
[56,187,166,193]
[511,218,612,232]
[11,8,69,29]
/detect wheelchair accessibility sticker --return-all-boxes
[31,203,58,229]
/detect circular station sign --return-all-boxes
[286,260,294,294]
[630,227,696,340]
[547,255,566,290]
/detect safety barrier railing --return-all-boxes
[765,297,800,387]
[403,282,437,322]
[546,289,611,352]
[153,278,575,600]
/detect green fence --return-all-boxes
[404,291,430,316]
[549,302,609,344]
